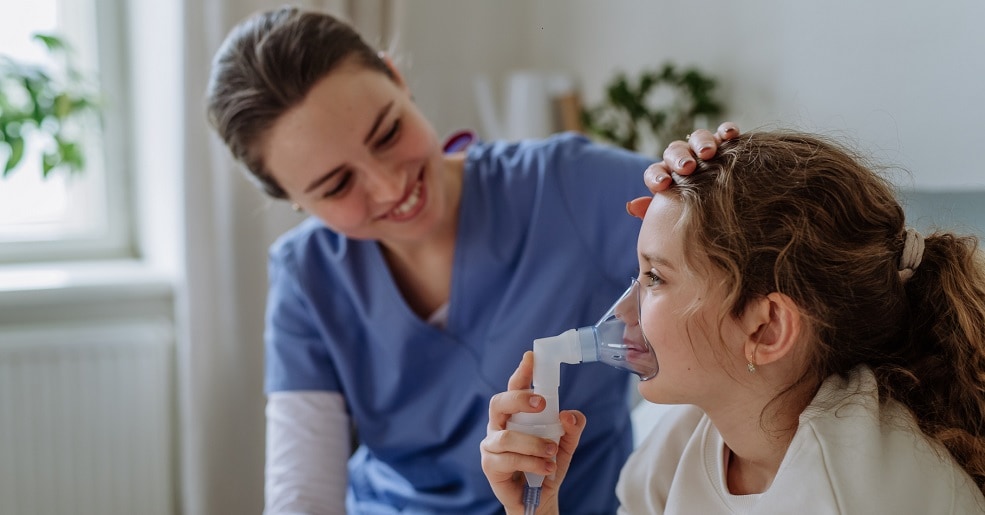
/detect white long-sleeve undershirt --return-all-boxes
[264,390,349,515]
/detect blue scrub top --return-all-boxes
[265,133,652,513]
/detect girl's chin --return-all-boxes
[637,380,678,405]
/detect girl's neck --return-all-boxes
[722,426,794,495]
[706,381,814,495]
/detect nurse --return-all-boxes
[206,6,737,513]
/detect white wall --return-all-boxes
[397,0,985,191]
[396,2,533,136]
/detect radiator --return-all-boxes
[0,320,174,515]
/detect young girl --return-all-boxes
[481,131,985,514]
[205,6,735,513]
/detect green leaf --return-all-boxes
[0,31,101,180]
[57,139,84,172]
[42,149,60,177]
[53,93,71,119]
[32,33,68,53]
[579,61,726,154]
[3,136,25,175]
[70,96,96,113]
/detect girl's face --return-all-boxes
[634,193,748,407]
[261,58,450,245]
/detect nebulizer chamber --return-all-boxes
[506,280,657,513]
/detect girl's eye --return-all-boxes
[322,171,353,198]
[641,270,663,288]
[376,119,401,147]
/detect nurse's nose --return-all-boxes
[362,164,404,203]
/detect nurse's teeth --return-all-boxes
[392,181,421,216]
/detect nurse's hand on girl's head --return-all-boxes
[643,121,741,193]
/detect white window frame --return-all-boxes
[0,0,133,264]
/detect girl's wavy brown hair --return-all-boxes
[672,131,985,494]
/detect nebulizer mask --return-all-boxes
[506,279,658,514]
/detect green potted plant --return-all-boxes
[0,33,100,178]
[581,62,725,154]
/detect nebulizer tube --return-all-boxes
[506,279,658,514]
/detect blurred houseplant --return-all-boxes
[581,62,725,154]
[0,33,100,178]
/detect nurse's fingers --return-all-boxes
[687,129,719,161]
[643,161,674,194]
[626,196,652,219]
[716,121,740,143]
[660,122,743,178]
[685,122,741,160]
[684,122,741,163]
[663,140,697,176]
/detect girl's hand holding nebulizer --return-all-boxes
[480,351,586,515]
[482,280,658,514]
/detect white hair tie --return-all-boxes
[898,227,925,282]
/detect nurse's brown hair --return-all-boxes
[206,6,394,198]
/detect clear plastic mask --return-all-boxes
[587,279,658,380]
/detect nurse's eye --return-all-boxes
[323,171,353,198]
[376,119,401,148]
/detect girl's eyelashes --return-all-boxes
[322,171,353,198]
[641,270,664,288]
[376,118,401,147]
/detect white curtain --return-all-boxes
[175,0,396,513]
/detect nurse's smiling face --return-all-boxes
[260,57,453,245]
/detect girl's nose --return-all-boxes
[615,282,642,326]
[614,296,638,326]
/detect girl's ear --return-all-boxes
[377,52,408,90]
[740,292,802,368]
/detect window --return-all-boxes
[0,0,130,263]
